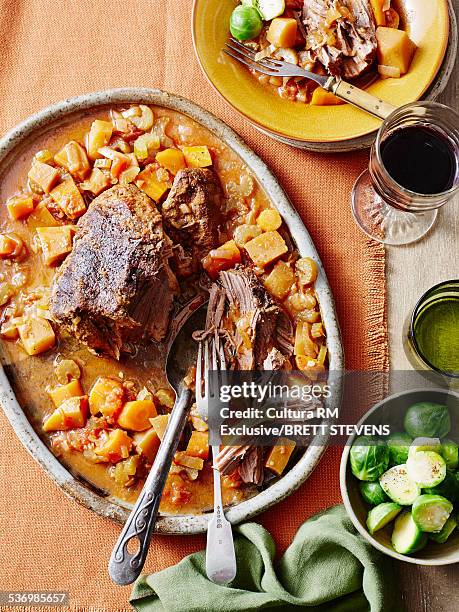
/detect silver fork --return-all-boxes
[224,37,396,120]
[196,337,237,584]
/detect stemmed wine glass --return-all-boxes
[352,102,459,245]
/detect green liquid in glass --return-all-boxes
[413,298,459,375]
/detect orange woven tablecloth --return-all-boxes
[0,1,387,610]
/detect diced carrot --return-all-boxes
[186,431,209,460]
[6,195,35,220]
[117,400,158,431]
[202,240,241,280]
[28,161,61,193]
[36,226,74,266]
[48,379,84,407]
[50,177,86,219]
[135,165,169,201]
[94,429,132,463]
[265,439,295,475]
[43,396,88,432]
[156,149,187,175]
[310,87,345,106]
[89,376,125,417]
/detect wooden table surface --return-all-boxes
[387,2,459,605]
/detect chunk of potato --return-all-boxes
[265,439,295,475]
[36,226,74,266]
[181,146,212,168]
[79,168,110,196]
[154,388,175,410]
[296,257,318,285]
[150,414,170,440]
[267,18,298,48]
[133,428,161,462]
[43,395,88,432]
[117,400,157,431]
[369,0,386,26]
[89,376,125,417]
[256,209,282,232]
[376,27,417,75]
[18,317,55,355]
[86,120,113,160]
[233,224,262,248]
[26,203,59,230]
[294,321,317,358]
[6,195,35,220]
[156,148,187,175]
[264,261,295,300]
[135,165,169,201]
[310,87,345,106]
[54,141,90,180]
[244,231,288,268]
[95,428,132,463]
[202,239,242,280]
[186,431,209,460]
[28,161,60,193]
[50,177,86,219]
[48,379,84,407]
[174,451,204,470]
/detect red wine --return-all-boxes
[380,126,457,195]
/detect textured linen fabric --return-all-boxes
[0,1,387,610]
[130,506,397,612]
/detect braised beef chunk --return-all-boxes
[302,0,377,79]
[50,184,178,359]
[161,168,223,276]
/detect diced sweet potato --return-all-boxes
[294,321,317,358]
[18,317,55,355]
[135,165,169,201]
[94,428,132,463]
[48,379,84,407]
[42,395,88,432]
[133,428,161,462]
[186,431,209,460]
[28,161,60,193]
[36,225,74,266]
[369,0,386,26]
[117,400,157,431]
[26,203,60,230]
[79,168,111,196]
[150,414,170,440]
[264,261,295,300]
[89,376,125,417]
[6,195,35,220]
[310,87,345,106]
[156,148,187,175]
[54,141,90,180]
[174,451,204,470]
[202,239,242,280]
[256,209,282,232]
[265,439,295,475]
[267,18,297,48]
[86,120,113,160]
[376,27,417,75]
[181,146,212,168]
[244,231,288,268]
[50,177,86,219]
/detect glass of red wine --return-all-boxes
[352,102,459,245]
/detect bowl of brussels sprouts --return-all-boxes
[340,388,459,565]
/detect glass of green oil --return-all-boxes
[406,280,459,378]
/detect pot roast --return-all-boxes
[49,184,178,359]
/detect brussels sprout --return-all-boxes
[360,481,389,505]
[230,6,263,41]
[441,439,458,471]
[350,436,390,481]
[409,437,441,456]
[430,515,458,544]
[387,432,412,465]
[406,450,446,488]
[403,402,451,438]
[424,471,459,504]
[380,464,420,505]
[366,502,402,534]
[392,511,428,555]
[412,494,453,533]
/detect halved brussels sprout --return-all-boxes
[409,437,441,457]
[403,402,451,438]
[406,450,446,488]
[360,481,389,506]
[430,515,458,544]
[387,432,412,465]
[441,439,458,471]
[349,436,390,482]
[424,471,459,504]
[412,494,453,533]
[366,502,402,534]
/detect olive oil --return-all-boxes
[413,297,459,375]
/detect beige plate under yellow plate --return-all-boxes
[192,0,450,143]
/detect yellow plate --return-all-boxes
[192,0,450,143]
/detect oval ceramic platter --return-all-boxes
[0,89,343,534]
[192,0,451,148]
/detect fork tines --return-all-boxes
[223,39,283,77]
[196,337,226,419]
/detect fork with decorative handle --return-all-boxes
[196,337,237,584]
[224,37,397,121]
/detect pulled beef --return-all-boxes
[161,168,223,276]
[50,184,178,359]
[302,0,377,79]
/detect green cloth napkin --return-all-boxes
[130,505,398,612]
